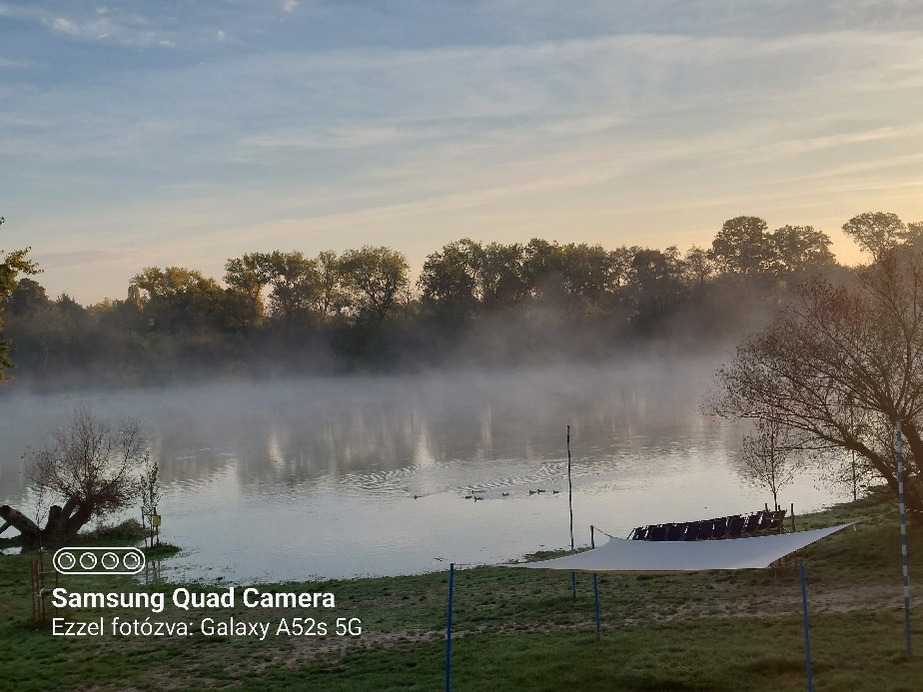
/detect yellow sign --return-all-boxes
[152,515,161,527]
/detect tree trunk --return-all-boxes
[0,500,94,544]
[64,501,92,538]
[898,421,923,520]
[44,505,67,542]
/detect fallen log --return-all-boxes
[0,505,41,541]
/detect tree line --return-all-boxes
[0,212,915,390]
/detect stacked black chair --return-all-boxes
[756,510,774,532]
[665,523,686,541]
[683,521,701,541]
[627,508,785,541]
[727,514,745,538]
[742,512,762,535]
[628,526,648,540]
[692,520,713,540]
[711,516,729,539]
[767,509,787,532]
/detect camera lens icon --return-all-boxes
[53,547,146,575]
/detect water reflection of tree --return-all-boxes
[0,361,717,502]
[214,364,712,491]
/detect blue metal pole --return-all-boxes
[568,425,576,601]
[800,563,814,692]
[896,419,913,657]
[445,563,455,692]
[591,525,600,640]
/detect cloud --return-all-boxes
[0,57,31,68]
[239,125,422,152]
[283,0,299,12]
[39,7,175,48]
[0,2,46,20]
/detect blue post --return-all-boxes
[800,563,814,692]
[568,425,576,600]
[896,419,913,657]
[591,525,600,640]
[445,563,455,692]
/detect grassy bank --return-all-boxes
[1,492,922,690]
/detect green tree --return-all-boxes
[339,246,410,323]
[907,221,923,246]
[623,246,687,329]
[130,266,224,332]
[262,251,322,324]
[226,251,339,325]
[4,278,49,316]
[316,250,348,321]
[609,245,643,288]
[0,217,41,377]
[768,225,836,274]
[521,239,566,303]
[682,245,714,287]
[522,240,615,314]
[478,242,527,311]
[709,216,773,275]
[224,253,273,325]
[842,211,907,258]
[418,239,481,322]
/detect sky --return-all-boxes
[2,1,923,305]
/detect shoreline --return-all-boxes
[3,489,922,689]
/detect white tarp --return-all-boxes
[508,524,853,572]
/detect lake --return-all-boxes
[0,356,846,582]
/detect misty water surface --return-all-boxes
[0,357,846,582]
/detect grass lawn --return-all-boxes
[1,490,922,690]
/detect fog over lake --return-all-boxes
[0,356,846,582]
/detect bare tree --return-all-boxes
[710,237,923,514]
[29,406,148,541]
[740,416,799,510]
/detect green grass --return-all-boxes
[1,493,922,690]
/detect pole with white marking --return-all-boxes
[896,418,912,657]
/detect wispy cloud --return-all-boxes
[239,125,422,152]
[0,2,45,20]
[42,9,175,48]
[0,57,31,68]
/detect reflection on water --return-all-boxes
[0,358,845,582]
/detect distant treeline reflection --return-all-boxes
[0,360,726,500]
